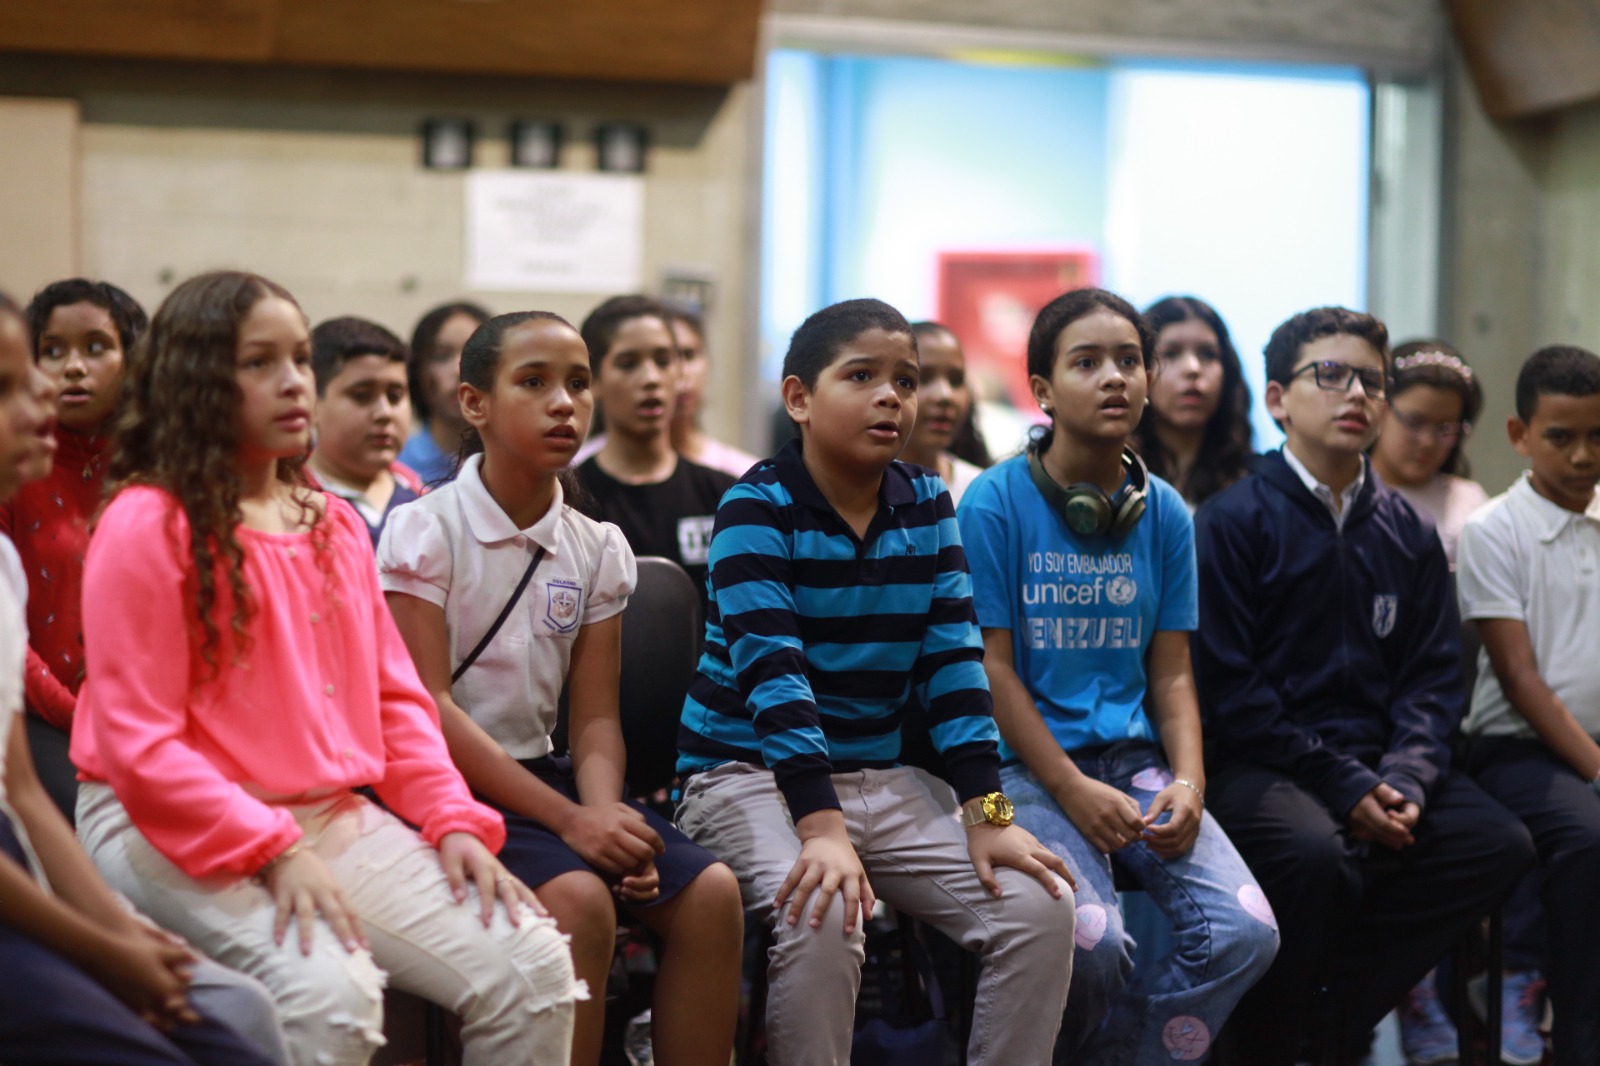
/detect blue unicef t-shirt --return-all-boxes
[957,454,1198,758]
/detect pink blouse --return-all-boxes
[72,485,504,878]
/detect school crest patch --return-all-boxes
[1371,594,1398,638]
[545,580,583,634]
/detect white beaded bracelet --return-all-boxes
[1172,778,1204,805]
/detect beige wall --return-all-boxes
[8,2,1537,468]
[1443,42,1600,495]
[0,54,758,448]
[0,96,78,300]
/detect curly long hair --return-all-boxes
[106,271,319,675]
[1134,296,1254,505]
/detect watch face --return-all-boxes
[984,792,1015,827]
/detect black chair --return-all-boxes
[550,555,702,799]
[617,556,703,799]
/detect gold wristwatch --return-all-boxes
[960,791,1015,828]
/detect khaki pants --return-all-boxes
[678,763,1075,1066]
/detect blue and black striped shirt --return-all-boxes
[677,438,1002,820]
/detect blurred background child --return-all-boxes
[1132,296,1254,510]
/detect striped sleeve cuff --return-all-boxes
[776,763,841,822]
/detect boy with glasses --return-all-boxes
[1191,306,1533,1065]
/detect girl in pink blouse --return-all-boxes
[70,271,579,1066]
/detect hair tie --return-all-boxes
[1394,350,1473,384]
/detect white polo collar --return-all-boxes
[1281,445,1366,526]
[457,453,565,554]
[1509,472,1600,544]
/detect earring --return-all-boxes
[1040,406,1054,417]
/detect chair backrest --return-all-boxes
[618,556,704,796]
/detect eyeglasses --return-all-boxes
[1391,408,1471,444]
[1287,360,1389,399]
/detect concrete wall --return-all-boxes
[1443,42,1600,495]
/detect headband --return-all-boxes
[1394,350,1473,384]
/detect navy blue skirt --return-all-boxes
[489,755,716,906]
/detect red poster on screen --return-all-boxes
[936,250,1099,413]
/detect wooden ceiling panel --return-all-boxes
[0,0,761,85]
[0,0,276,62]
[273,0,761,84]
[1447,0,1600,120]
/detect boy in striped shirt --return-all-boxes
[676,298,1076,1066]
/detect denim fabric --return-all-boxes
[1002,742,1278,1065]
[0,809,279,1066]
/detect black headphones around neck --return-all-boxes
[1025,435,1149,539]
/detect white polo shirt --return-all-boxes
[1458,473,1600,737]
[0,534,45,881]
[377,454,636,759]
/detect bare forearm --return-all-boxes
[1506,672,1600,780]
[0,854,125,969]
[10,783,132,931]
[438,700,581,833]
[569,713,628,806]
[1146,634,1206,787]
[1478,618,1600,780]
[981,632,1080,795]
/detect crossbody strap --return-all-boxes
[452,546,546,683]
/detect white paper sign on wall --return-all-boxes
[464,170,643,293]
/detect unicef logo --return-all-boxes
[1106,575,1137,606]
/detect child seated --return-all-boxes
[1458,345,1600,1066]
[0,279,147,817]
[1369,340,1488,566]
[1192,306,1534,1065]
[380,310,742,1066]
[676,298,1078,1066]
[958,288,1277,1064]
[573,296,735,618]
[305,316,424,547]
[0,291,284,1066]
[69,272,579,1065]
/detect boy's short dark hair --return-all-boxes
[1026,288,1153,381]
[311,316,408,394]
[25,278,147,360]
[1263,306,1389,386]
[783,298,915,390]
[580,295,673,373]
[1516,345,1600,422]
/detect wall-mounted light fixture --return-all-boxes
[595,122,649,174]
[421,118,475,170]
[511,120,563,169]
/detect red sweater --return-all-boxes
[0,429,110,730]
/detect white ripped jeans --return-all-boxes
[77,783,579,1066]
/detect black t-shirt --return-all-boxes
[575,455,736,619]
